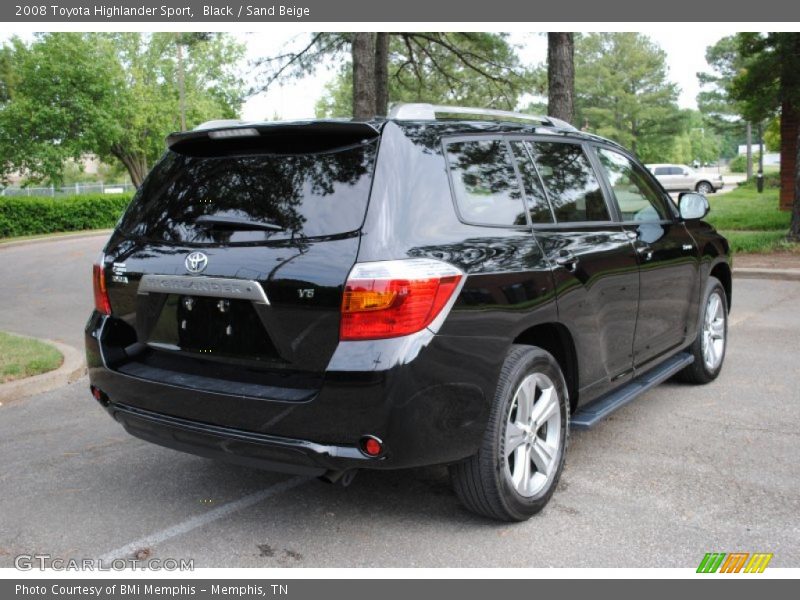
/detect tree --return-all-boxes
[0,44,14,105]
[697,35,753,170]
[374,33,390,115]
[574,33,684,162]
[732,33,800,240]
[258,33,533,119]
[174,32,215,132]
[547,33,574,124]
[764,116,780,153]
[0,33,245,187]
[352,33,377,119]
[667,110,722,166]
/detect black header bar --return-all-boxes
[3,0,799,22]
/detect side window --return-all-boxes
[527,142,610,223]
[596,148,669,222]
[654,166,669,176]
[671,167,684,176]
[445,139,527,227]
[509,141,554,224]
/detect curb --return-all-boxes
[0,229,112,250]
[0,338,86,405]
[734,267,800,282]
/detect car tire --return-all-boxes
[449,345,569,521]
[677,276,728,384]
[696,181,713,194]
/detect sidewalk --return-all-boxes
[0,229,112,249]
[733,252,800,282]
[734,253,800,270]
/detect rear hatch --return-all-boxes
[99,122,380,416]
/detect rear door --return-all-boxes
[99,123,379,423]
[515,138,640,401]
[592,146,700,368]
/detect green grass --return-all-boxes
[0,331,63,383]
[722,231,800,254]
[706,185,789,231]
[704,182,798,253]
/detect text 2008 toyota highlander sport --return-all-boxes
[86,104,731,521]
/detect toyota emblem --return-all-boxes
[185,252,208,274]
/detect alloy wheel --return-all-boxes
[503,373,562,498]
[702,291,726,370]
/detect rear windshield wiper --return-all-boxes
[194,215,284,232]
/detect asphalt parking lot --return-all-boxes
[0,236,798,568]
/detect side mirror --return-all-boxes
[678,192,709,220]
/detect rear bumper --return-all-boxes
[86,312,504,473]
[107,402,367,477]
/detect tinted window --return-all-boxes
[118,141,377,245]
[445,139,527,226]
[670,167,684,175]
[597,149,668,222]
[653,167,669,176]
[528,142,610,223]
[509,141,554,224]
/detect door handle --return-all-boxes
[555,252,579,272]
[636,244,654,261]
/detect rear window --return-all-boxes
[118,141,377,244]
[444,139,527,227]
[527,142,610,223]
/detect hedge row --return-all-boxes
[0,193,133,238]
[735,172,781,190]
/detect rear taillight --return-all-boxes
[340,259,463,341]
[93,256,111,315]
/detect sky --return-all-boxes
[238,28,744,120]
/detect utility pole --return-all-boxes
[176,33,187,132]
[757,121,764,193]
[746,121,753,180]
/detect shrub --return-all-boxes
[735,172,781,190]
[728,154,749,173]
[758,172,781,189]
[0,193,133,238]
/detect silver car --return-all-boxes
[647,163,723,194]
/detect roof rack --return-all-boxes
[387,103,576,131]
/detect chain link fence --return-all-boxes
[0,182,135,197]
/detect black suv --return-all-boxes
[86,104,731,521]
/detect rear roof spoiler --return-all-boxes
[166,120,381,151]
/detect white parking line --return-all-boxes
[99,476,309,562]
